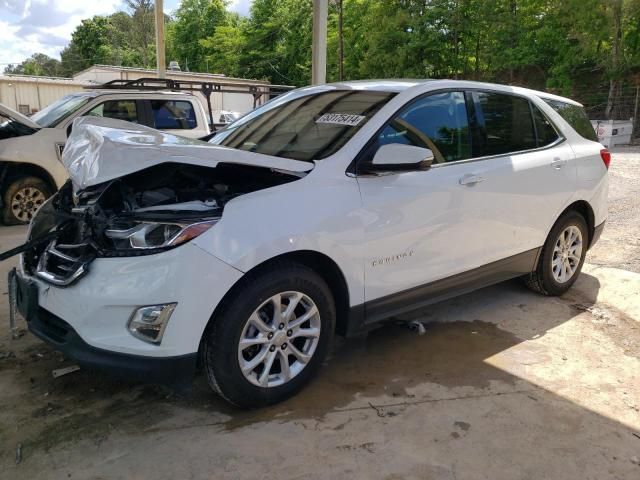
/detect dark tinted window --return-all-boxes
[531,104,560,146]
[87,100,139,123]
[473,92,537,156]
[374,91,472,163]
[211,90,395,161]
[543,99,597,141]
[151,100,197,129]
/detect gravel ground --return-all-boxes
[588,146,640,272]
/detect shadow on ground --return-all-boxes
[1,272,614,443]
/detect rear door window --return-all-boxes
[542,99,597,141]
[87,100,139,123]
[472,92,537,157]
[150,100,197,130]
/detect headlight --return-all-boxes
[104,219,218,251]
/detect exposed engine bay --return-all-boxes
[21,162,301,286]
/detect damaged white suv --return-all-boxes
[12,80,608,408]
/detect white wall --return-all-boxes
[0,79,85,113]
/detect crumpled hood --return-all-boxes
[0,102,40,130]
[63,116,314,192]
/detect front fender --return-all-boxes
[193,167,366,306]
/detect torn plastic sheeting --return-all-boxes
[63,117,314,193]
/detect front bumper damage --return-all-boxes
[10,241,243,384]
[9,271,196,385]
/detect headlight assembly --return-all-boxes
[104,219,218,252]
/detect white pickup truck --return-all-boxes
[0,90,211,224]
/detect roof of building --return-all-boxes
[0,74,89,85]
[73,64,278,86]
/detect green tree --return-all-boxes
[199,14,247,76]
[167,0,229,72]
[4,53,63,76]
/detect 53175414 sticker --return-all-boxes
[315,113,366,126]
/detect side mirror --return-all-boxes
[363,144,434,174]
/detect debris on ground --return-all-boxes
[368,402,386,417]
[0,351,15,360]
[408,321,427,335]
[52,365,80,378]
[15,443,22,465]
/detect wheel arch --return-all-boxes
[560,200,596,247]
[200,249,352,352]
[0,161,57,195]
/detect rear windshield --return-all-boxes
[210,89,396,161]
[542,99,598,142]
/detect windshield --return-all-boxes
[31,94,91,128]
[209,89,396,161]
[0,113,38,139]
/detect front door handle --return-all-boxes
[459,174,484,186]
[551,158,567,169]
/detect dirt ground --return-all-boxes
[0,148,639,480]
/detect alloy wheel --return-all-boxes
[552,225,583,283]
[11,186,46,223]
[238,291,321,388]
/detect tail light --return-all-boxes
[600,148,611,169]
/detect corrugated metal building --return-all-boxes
[0,75,88,114]
[0,65,280,118]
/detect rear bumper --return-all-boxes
[28,306,197,385]
[589,221,605,249]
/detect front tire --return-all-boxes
[525,210,588,296]
[201,261,335,408]
[2,176,52,225]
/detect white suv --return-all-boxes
[12,80,608,408]
[0,90,210,224]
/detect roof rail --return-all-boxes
[86,77,294,129]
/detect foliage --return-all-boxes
[166,0,229,72]
[4,53,63,76]
[7,0,640,118]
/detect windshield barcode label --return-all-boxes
[315,113,366,126]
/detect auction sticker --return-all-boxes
[316,113,366,126]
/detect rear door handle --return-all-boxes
[551,158,567,169]
[459,174,484,186]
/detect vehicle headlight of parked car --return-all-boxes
[104,219,219,251]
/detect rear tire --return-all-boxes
[201,261,335,408]
[525,210,588,296]
[2,176,52,225]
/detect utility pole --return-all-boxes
[155,0,166,79]
[633,83,640,140]
[338,0,344,81]
[312,0,328,85]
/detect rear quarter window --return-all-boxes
[542,99,598,142]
